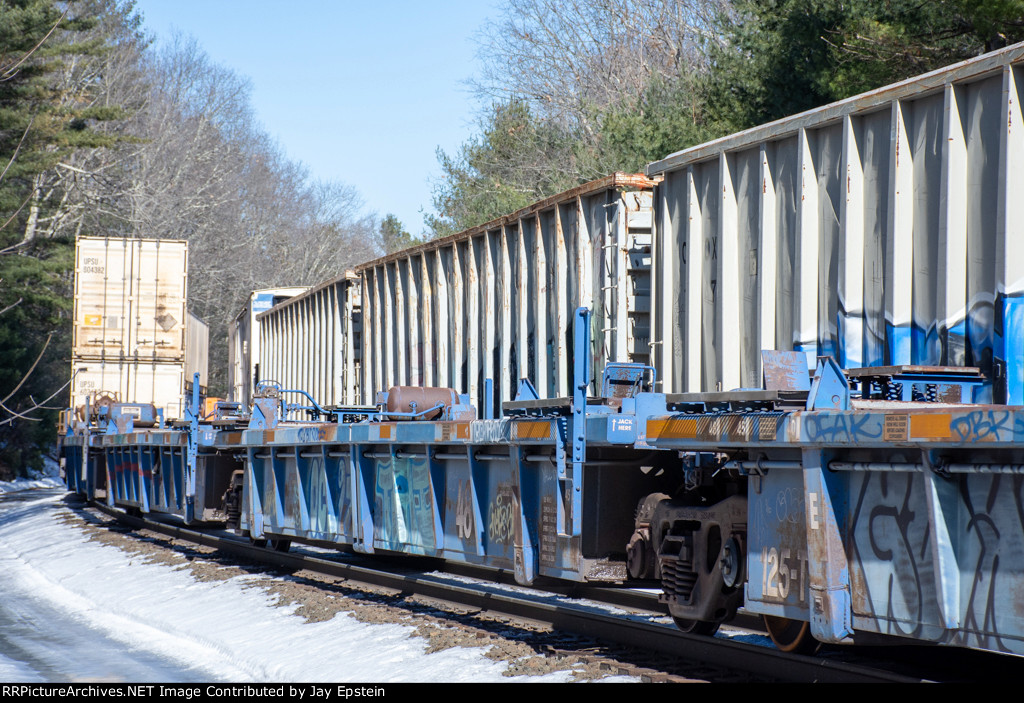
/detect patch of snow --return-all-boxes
[0,488,628,683]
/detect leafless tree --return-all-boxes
[473,0,727,135]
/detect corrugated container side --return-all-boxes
[70,359,186,419]
[227,287,309,405]
[647,45,1024,403]
[358,174,654,414]
[256,274,361,412]
[73,237,188,362]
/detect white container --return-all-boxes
[73,237,189,362]
[71,359,186,420]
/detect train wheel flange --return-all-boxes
[672,617,720,637]
[763,615,817,654]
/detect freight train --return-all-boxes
[60,43,1024,657]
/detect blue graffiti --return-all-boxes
[950,411,1013,442]
[803,413,882,443]
[297,426,327,443]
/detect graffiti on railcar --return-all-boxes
[487,483,516,545]
[849,471,933,639]
[949,410,1021,442]
[373,454,405,549]
[374,452,437,552]
[802,413,882,444]
[408,459,436,548]
[849,471,1024,653]
[956,473,1024,653]
[306,455,336,535]
[455,479,474,540]
[297,426,327,443]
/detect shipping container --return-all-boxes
[228,287,310,405]
[358,173,655,417]
[256,273,362,411]
[71,237,208,419]
[646,44,1024,404]
[73,237,190,362]
[69,310,208,419]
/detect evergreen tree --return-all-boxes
[707,0,1024,132]
[0,0,126,477]
[378,214,420,254]
[428,100,595,236]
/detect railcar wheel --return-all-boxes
[266,538,291,553]
[250,535,290,552]
[672,617,720,637]
[763,615,816,654]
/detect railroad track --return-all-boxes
[66,498,941,683]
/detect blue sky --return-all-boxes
[136,1,499,237]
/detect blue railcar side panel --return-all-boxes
[1004,294,1024,405]
[747,464,1024,654]
[476,458,517,567]
[372,449,438,555]
[442,457,485,561]
[888,323,912,366]
[847,470,949,641]
[746,470,810,621]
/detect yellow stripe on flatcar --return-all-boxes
[515,421,550,439]
[647,417,698,440]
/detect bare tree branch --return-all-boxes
[0,116,34,185]
[1,333,52,404]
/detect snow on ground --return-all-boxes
[0,476,64,494]
[0,487,626,683]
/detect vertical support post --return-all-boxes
[939,83,968,367]
[887,99,914,365]
[758,144,778,377]
[795,128,819,356]
[185,371,200,524]
[924,468,960,629]
[570,307,590,538]
[685,169,703,391]
[483,378,494,420]
[719,152,741,391]
[840,115,865,368]
[998,65,1024,404]
[802,449,852,643]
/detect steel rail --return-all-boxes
[84,501,929,683]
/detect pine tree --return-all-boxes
[0,0,127,478]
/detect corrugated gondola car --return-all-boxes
[647,45,1024,403]
[255,272,362,412]
[236,309,681,583]
[357,173,655,419]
